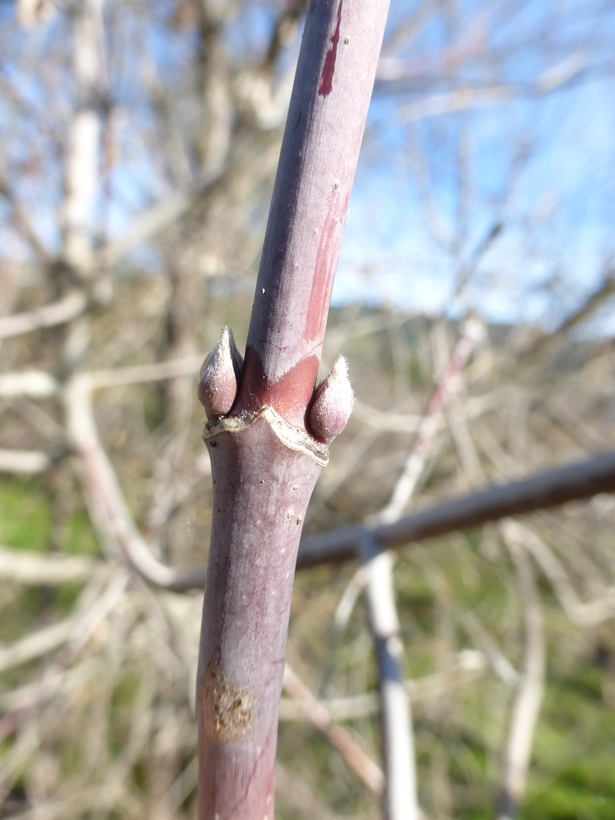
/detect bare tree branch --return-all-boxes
[99,169,225,269]
[89,355,204,390]
[0,291,88,340]
[378,318,483,524]
[64,375,206,591]
[361,536,417,820]
[498,524,545,820]
[0,572,129,744]
[0,448,57,474]
[397,56,602,124]
[61,0,106,278]
[504,520,615,627]
[297,450,615,569]
[0,371,59,398]
[104,449,615,597]
[195,2,390,815]
[281,663,385,798]
[356,321,481,819]
[0,617,79,675]
[274,762,338,820]
[0,545,103,585]
[280,649,487,722]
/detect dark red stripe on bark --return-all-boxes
[319,0,343,95]
[235,346,319,427]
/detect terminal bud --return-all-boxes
[198,326,243,417]
[308,355,354,443]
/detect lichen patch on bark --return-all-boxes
[201,657,256,743]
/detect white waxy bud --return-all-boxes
[198,326,243,417]
[308,355,354,443]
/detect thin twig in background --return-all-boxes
[444,371,544,819]
[0,572,129,744]
[0,545,102,585]
[352,391,496,434]
[281,663,385,798]
[88,355,203,389]
[0,617,79,676]
[499,524,545,820]
[44,444,615,597]
[0,357,204,403]
[64,374,206,591]
[0,448,58,474]
[361,535,417,820]
[274,763,339,820]
[503,519,615,626]
[356,320,482,820]
[378,318,484,524]
[0,371,59,398]
[296,449,615,569]
[0,291,88,340]
[98,167,226,270]
[280,649,487,722]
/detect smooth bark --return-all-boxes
[196,1,390,817]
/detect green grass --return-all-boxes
[0,481,52,552]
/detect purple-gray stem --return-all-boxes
[196,1,390,817]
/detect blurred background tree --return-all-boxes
[1,0,615,818]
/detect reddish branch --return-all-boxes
[195,2,390,818]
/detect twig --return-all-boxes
[0,173,51,262]
[352,400,422,433]
[498,525,545,820]
[0,545,103,585]
[521,272,615,364]
[357,322,480,819]
[352,392,496,434]
[0,291,87,340]
[324,324,479,809]
[461,611,519,689]
[323,564,370,693]
[397,58,597,124]
[104,449,615,594]
[0,572,129,743]
[89,355,203,390]
[361,534,417,820]
[0,371,59,398]
[196,1,390,814]
[0,617,78,675]
[0,448,56,474]
[98,168,225,269]
[296,449,615,569]
[0,357,203,401]
[281,663,385,797]
[503,520,615,627]
[378,319,483,523]
[377,10,487,81]
[274,762,338,820]
[280,649,487,721]
[0,658,102,714]
[64,374,206,591]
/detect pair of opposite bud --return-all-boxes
[198,327,353,443]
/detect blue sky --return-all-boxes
[330,0,615,332]
[336,70,615,327]
[2,0,615,333]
